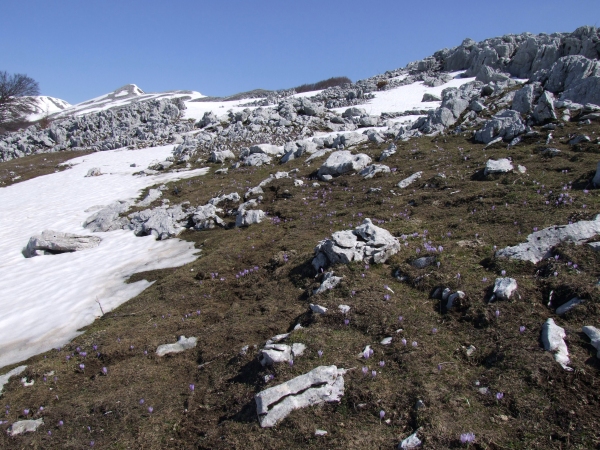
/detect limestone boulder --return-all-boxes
[255,365,346,427]
[317,150,372,179]
[24,230,102,257]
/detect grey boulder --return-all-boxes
[313,218,400,270]
[24,230,102,257]
[317,150,372,179]
[209,150,235,163]
[474,110,526,144]
[129,204,191,240]
[484,158,514,175]
[83,200,132,232]
[359,164,390,179]
[542,318,572,371]
[582,326,600,358]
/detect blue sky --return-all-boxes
[2,0,599,104]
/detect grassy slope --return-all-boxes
[1,114,600,449]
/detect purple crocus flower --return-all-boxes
[496,392,504,400]
[148,406,154,413]
[460,432,475,444]
[189,384,195,392]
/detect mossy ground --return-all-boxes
[1,117,600,449]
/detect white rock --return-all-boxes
[484,158,513,175]
[556,297,585,315]
[294,179,304,186]
[542,318,572,371]
[359,164,391,179]
[582,325,600,358]
[259,344,292,366]
[0,365,27,396]
[236,209,265,227]
[496,216,600,263]
[315,429,328,436]
[7,419,43,436]
[24,230,102,257]
[255,365,346,427]
[156,336,197,356]
[380,337,393,345]
[338,305,351,314]
[397,171,422,189]
[85,167,102,177]
[20,377,34,387]
[399,430,422,449]
[492,278,517,301]
[517,165,527,174]
[310,304,328,314]
[265,333,290,345]
[317,150,372,179]
[313,272,343,295]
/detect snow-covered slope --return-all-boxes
[25,96,72,121]
[50,84,206,119]
[0,146,209,368]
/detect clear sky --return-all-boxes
[1,0,599,104]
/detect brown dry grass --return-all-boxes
[1,117,600,449]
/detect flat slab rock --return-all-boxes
[7,419,43,436]
[398,171,422,189]
[484,158,513,175]
[24,230,102,257]
[156,336,197,356]
[496,215,600,263]
[312,218,400,270]
[255,365,346,428]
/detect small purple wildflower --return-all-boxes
[496,392,504,400]
[79,364,85,371]
[501,270,506,276]
[460,432,475,444]
[520,326,526,333]
[495,310,500,318]
[148,406,154,413]
[344,319,350,325]
[362,366,368,375]
[317,350,323,358]
[379,360,385,367]
[432,328,438,334]
[401,338,407,346]
[58,420,64,426]
[102,367,107,375]
[379,410,385,419]
[23,409,29,416]
[139,399,144,405]
[189,384,195,392]
[371,370,377,378]
[412,341,418,348]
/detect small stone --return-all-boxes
[380,337,392,345]
[315,429,327,436]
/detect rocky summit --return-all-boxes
[1,25,600,449]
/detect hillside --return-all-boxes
[0,26,600,448]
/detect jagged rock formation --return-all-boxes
[24,230,102,257]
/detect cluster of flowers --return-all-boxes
[236,266,260,278]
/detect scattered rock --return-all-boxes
[243,153,272,166]
[317,150,372,180]
[593,161,600,186]
[474,110,526,144]
[556,297,585,315]
[312,219,400,270]
[496,215,600,263]
[380,337,393,345]
[208,192,240,206]
[568,134,591,145]
[313,272,343,295]
[315,429,328,436]
[491,277,518,301]
[446,291,465,309]
[542,318,572,371]
[236,209,265,227]
[7,419,43,436]
[484,158,514,175]
[310,304,328,314]
[259,341,306,366]
[83,200,132,232]
[359,164,390,179]
[129,204,191,240]
[582,325,600,358]
[338,305,351,314]
[192,204,225,230]
[156,336,198,356]
[397,171,422,188]
[399,430,422,449]
[533,91,557,123]
[24,230,102,257]
[379,143,397,161]
[411,256,436,269]
[255,365,346,427]
[465,345,477,357]
[85,167,102,177]
[422,93,441,102]
[209,150,235,163]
